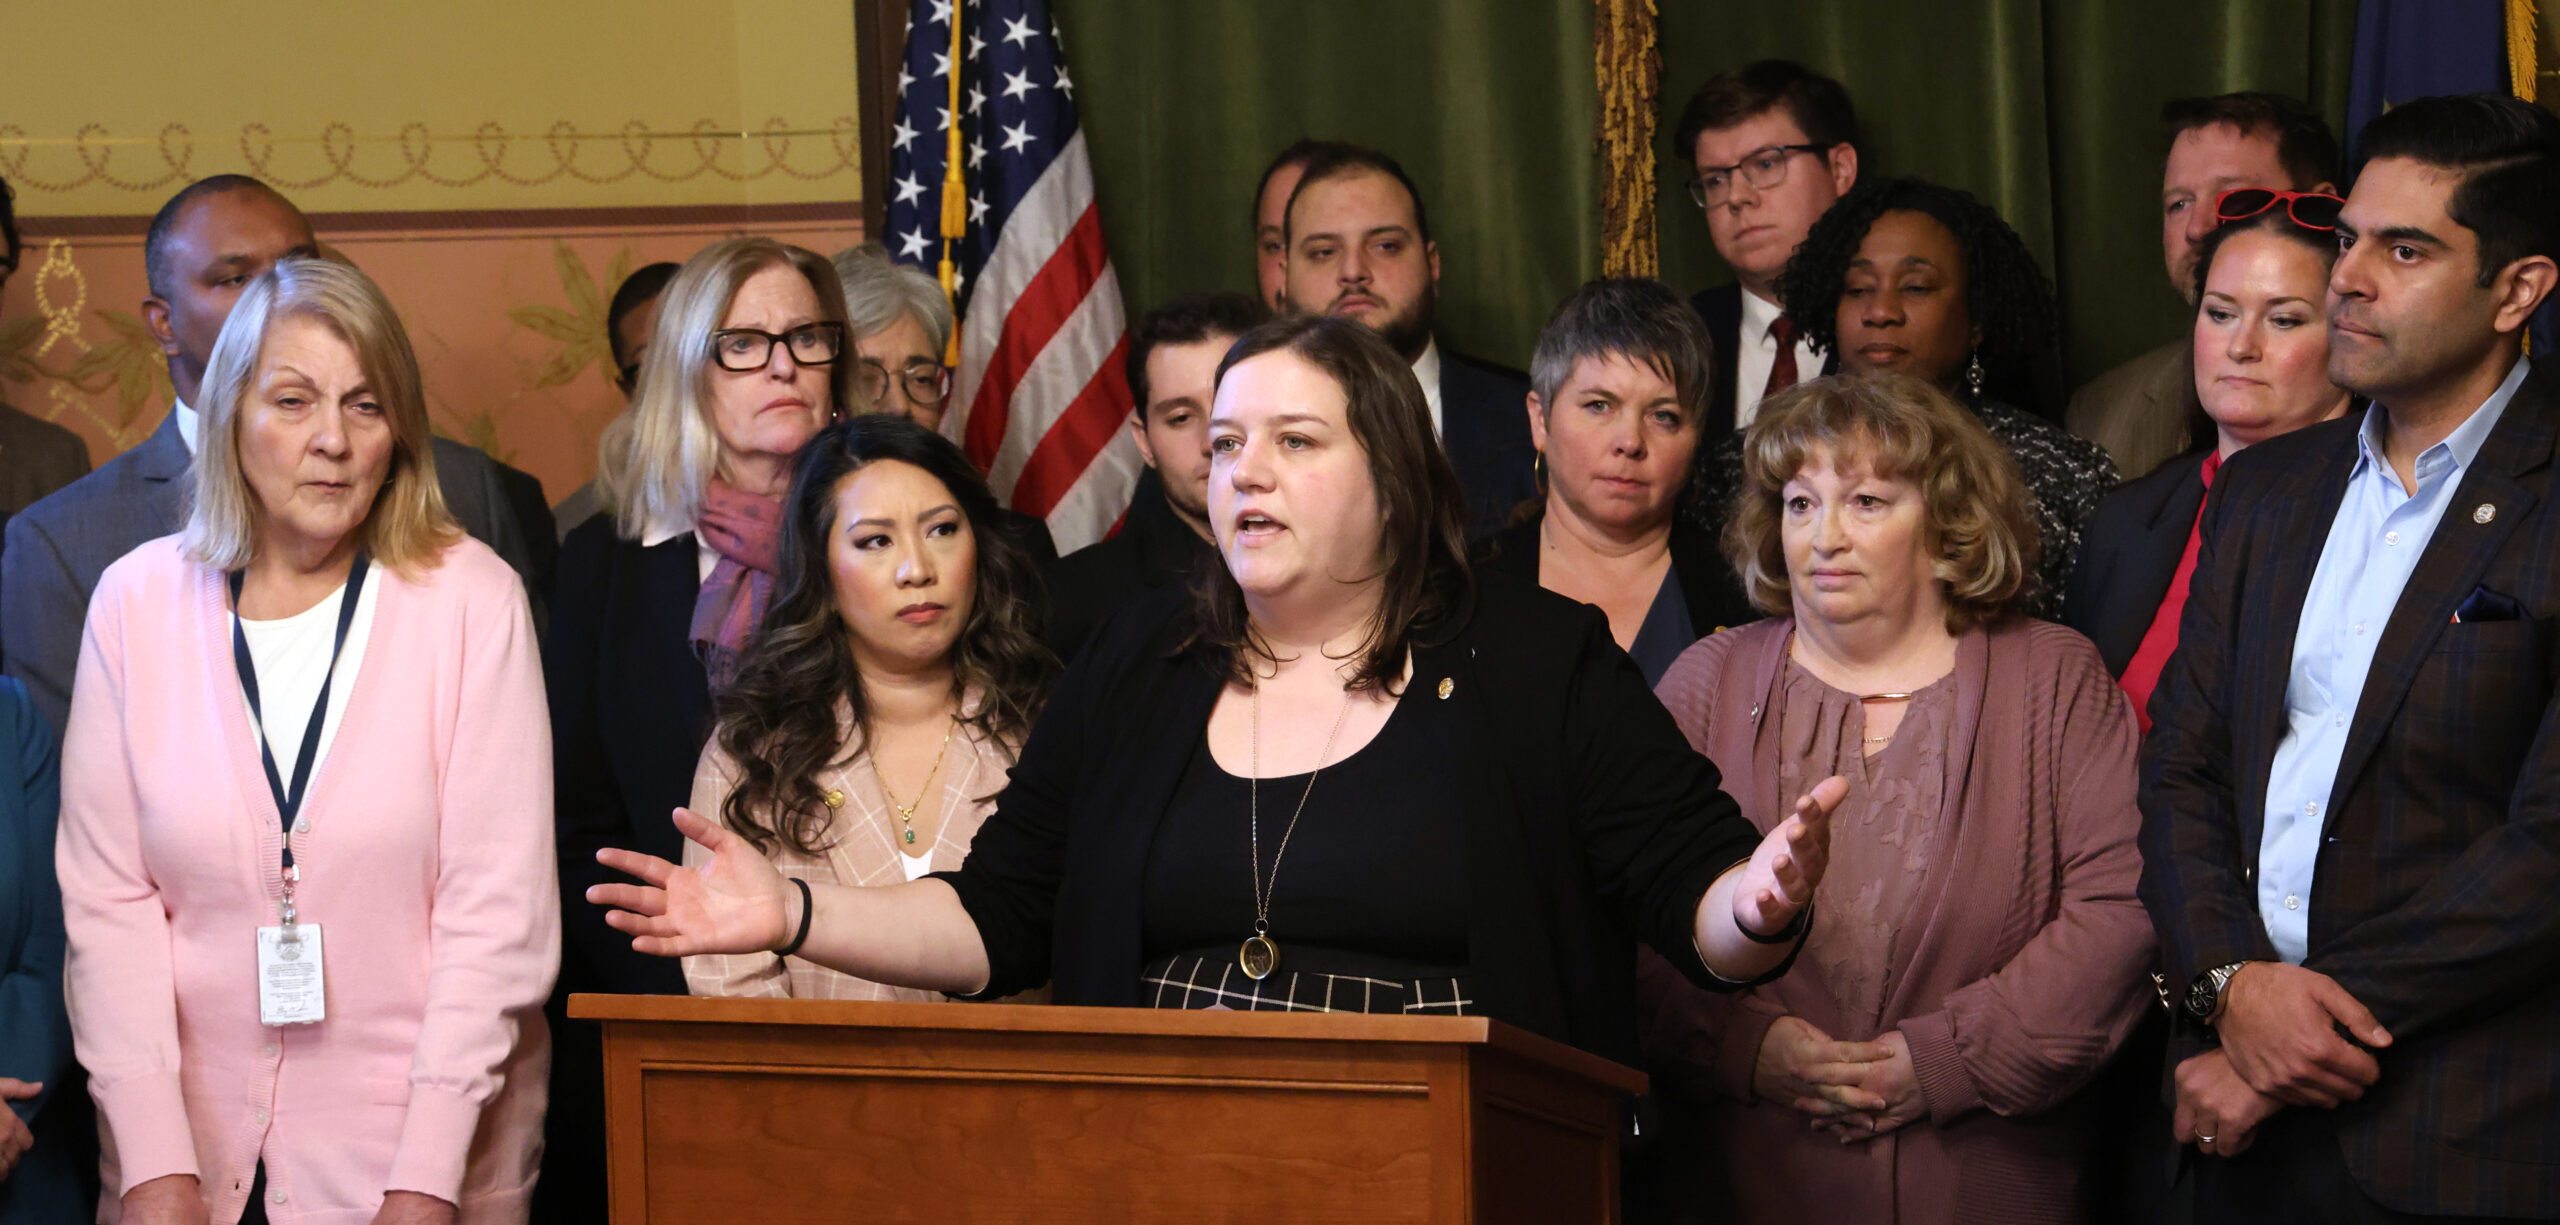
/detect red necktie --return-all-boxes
[1763,314,1800,399]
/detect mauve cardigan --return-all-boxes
[58,536,556,1225]
[1638,617,2154,1225]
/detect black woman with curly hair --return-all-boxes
[679,415,1059,1000]
[1690,178,2119,616]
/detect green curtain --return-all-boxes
[1653,0,2357,392]
[1057,0,1602,370]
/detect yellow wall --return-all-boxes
[2,1,870,504]
[1,0,862,216]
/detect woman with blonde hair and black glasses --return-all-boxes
[540,236,853,1221]
[60,255,554,1225]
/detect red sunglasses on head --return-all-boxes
[2215,187,2346,231]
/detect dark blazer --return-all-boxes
[546,515,705,997]
[0,410,541,742]
[536,517,709,1225]
[939,574,1775,1067]
[1476,511,1759,640]
[1439,349,1539,539]
[0,403,89,521]
[1691,284,1747,437]
[0,678,83,1222]
[2139,359,2560,1218]
[1046,470,1215,663]
[2062,450,2210,676]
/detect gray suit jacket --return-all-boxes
[0,410,536,741]
[2065,338,2196,481]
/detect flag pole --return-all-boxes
[936,7,967,366]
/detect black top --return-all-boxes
[2061,449,2211,676]
[1047,469,1217,663]
[935,572,1780,1066]
[1142,690,1468,976]
[1439,348,1541,541]
[546,516,709,996]
[1476,511,1762,652]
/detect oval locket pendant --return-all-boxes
[1239,935,1279,980]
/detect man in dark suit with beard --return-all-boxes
[1276,144,1535,539]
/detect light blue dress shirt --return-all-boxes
[2258,357,2531,963]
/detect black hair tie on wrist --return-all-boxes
[1741,898,1812,945]
[776,877,814,958]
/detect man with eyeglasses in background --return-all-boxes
[1675,60,1861,437]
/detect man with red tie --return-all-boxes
[1673,60,1860,437]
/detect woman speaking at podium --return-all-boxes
[590,315,1845,1069]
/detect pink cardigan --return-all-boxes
[59,536,557,1225]
[1640,618,2154,1225]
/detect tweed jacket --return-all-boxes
[2138,357,2560,1218]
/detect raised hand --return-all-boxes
[2215,961,2391,1107]
[1750,1015,1892,1119]
[588,807,792,958]
[1734,775,1849,938]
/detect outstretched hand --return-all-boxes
[588,807,792,958]
[1733,775,1848,938]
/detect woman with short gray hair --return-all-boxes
[834,246,957,430]
[1476,277,1754,682]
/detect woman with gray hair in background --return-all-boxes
[1477,278,1757,683]
[537,236,853,1225]
[833,246,1059,565]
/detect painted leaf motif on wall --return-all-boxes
[0,315,45,387]
[52,311,174,427]
[509,240,633,390]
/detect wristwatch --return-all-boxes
[2185,962,2249,1025]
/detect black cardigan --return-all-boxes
[546,516,710,996]
[2059,450,2210,677]
[937,573,1771,1066]
[1475,511,1762,639]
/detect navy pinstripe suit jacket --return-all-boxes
[2139,357,2560,1218]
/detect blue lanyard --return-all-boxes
[229,554,370,869]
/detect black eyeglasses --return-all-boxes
[1689,143,1831,208]
[858,358,953,406]
[710,322,846,372]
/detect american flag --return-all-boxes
[885,0,1135,553]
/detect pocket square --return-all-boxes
[2453,586,2525,624]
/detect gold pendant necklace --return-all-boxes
[873,714,958,847]
[1243,676,1357,980]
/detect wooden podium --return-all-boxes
[567,994,1646,1224]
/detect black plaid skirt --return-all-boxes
[1141,952,1474,1015]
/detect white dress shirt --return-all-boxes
[173,397,201,454]
[1733,288,1822,429]
[1412,338,1444,438]
[2256,356,2529,963]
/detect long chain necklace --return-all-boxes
[872,715,958,846]
[1242,676,1357,980]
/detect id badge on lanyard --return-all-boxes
[232,554,369,1027]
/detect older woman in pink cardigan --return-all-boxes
[57,257,555,1225]
[1640,374,2154,1225]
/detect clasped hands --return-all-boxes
[2171,961,2394,1158]
[1750,1016,1926,1143]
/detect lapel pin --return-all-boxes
[2475,503,2496,524]
[1436,677,1454,700]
